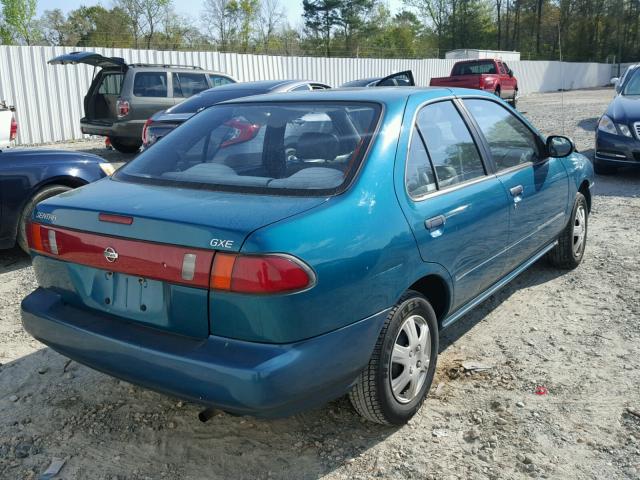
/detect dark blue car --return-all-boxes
[596,66,640,173]
[0,148,116,252]
[22,88,593,424]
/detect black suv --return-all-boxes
[49,52,235,153]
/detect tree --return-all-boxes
[1,0,39,45]
[337,0,373,55]
[237,0,259,52]
[202,0,238,50]
[41,9,69,45]
[303,0,342,56]
[257,0,285,52]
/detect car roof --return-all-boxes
[129,65,230,75]
[222,86,460,104]
[205,80,313,91]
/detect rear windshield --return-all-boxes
[116,101,380,196]
[452,61,498,75]
[168,89,265,114]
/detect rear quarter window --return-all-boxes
[172,73,209,98]
[133,72,168,97]
[209,75,235,87]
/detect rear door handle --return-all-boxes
[425,215,446,230]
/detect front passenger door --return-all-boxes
[462,98,569,274]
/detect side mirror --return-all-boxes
[610,77,619,86]
[508,69,513,77]
[547,135,574,158]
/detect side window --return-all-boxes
[209,75,234,87]
[291,84,311,91]
[172,73,209,98]
[133,72,167,97]
[97,73,123,95]
[417,101,486,188]
[464,99,540,171]
[405,126,437,198]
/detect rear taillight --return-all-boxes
[27,222,58,255]
[116,99,130,118]
[9,114,17,141]
[221,119,260,148]
[141,118,152,145]
[211,253,314,294]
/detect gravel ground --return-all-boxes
[1,87,639,480]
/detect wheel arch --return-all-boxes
[407,273,452,326]
[578,179,591,212]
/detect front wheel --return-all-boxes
[349,291,438,425]
[547,193,588,269]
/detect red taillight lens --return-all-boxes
[141,118,152,145]
[211,253,314,294]
[10,114,17,141]
[117,99,130,118]
[221,119,260,148]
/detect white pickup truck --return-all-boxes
[0,100,17,148]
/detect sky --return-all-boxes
[37,0,404,31]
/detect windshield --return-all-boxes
[168,89,266,114]
[116,101,381,195]
[623,68,640,95]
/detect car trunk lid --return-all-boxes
[48,51,128,69]
[29,178,327,338]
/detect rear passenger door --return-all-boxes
[462,98,569,274]
[131,71,174,120]
[397,99,512,311]
[172,72,210,98]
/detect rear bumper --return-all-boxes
[22,287,388,417]
[81,119,144,140]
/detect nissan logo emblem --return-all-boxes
[104,247,119,263]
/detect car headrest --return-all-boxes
[296,132,339,161]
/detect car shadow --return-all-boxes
[577,117,598,132]
[0,246,31,274]
[439,259,564,350]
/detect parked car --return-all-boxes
[0,148,118,252]
[430,59,518,106]
[142,80,331,148]
[48,51,235,153]
[0,100,18,148]
[596,66,640,173]
[22,87,593,425]
[611,64,639,94]
[340,70,415,87]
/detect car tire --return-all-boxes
[494,87,501,98]
[510,91,517,108]
[110,137,141,154]
[349,290,438,425]
[547,192,588,270]
[17,184,72,253]
[593,160,617,175]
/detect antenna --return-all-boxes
[558,23,565,135]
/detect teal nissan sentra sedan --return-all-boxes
[21,88,593,425]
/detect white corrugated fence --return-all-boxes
[0,46,612,145]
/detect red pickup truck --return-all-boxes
[430,59,518,107]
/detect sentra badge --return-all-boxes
[35,211,56,223]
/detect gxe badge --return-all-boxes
[103,247,119,263]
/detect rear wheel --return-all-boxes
[349,291,438,425]
[110,137,141,154]
[17,184,72,253]
[547,193,588,269]
[509,91,518,108]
